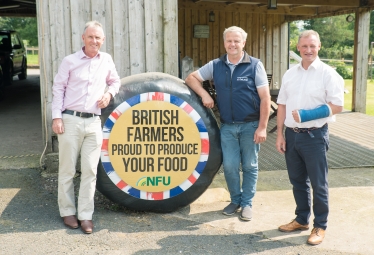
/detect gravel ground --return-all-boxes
[0,168,352,255]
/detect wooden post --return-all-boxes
[272,15,280,90]
[37,0,54,153]
[352,8,370,113]
[163,0,179,76]
[279,18,288,89]
[145,1,163,73]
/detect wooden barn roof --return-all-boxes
[1,0,373,20]
[0,0,36,17]
[179,0,374,21]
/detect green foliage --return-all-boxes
[289,21,300,53]
[328,60,352,79]
[0,17,38,46]
[27,54,39,65]
[370,11,374,46]
[323,46,354,60]
[303,15,354,59]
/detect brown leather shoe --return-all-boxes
[63,215,78,229]
[80,220,93,234]
[278,219,309,232]
[307,227,325,245]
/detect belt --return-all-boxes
[287,124,327,133]
[62,110,99,118]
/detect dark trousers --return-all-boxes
[284,124,329,230]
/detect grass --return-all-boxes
[27,54,39,66]
[344,79,374,116]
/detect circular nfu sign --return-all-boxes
[101,92,209,200]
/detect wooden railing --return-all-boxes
[26,46,38,55]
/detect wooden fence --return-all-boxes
[26,46,38,55]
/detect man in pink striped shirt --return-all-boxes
[52,20,120,234]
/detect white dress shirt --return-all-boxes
[277,57,344,128]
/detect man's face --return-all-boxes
[297,35,321,65]
[82,26,105,57]
[224,31,246,57]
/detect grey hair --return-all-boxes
[298,30,320,43]
[223,26,247,41]
[83,20,103,34]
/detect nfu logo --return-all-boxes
[136,176,171,186]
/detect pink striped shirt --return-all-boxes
[52,47,120,119]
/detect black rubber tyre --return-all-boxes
[18,58,27,80]
[96,72,222,213]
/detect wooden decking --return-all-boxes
[259,111,374,170]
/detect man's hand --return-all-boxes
[292,110,301,123]
[276,135,286,154]
[97,92,112,108]
[52,118,64,134]
[185,71,215,109]
[254,127,267,144]
[201,94,215,109]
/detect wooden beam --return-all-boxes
[145,1,163,73]
[178,0,317,15]
[129,0,145,74]
[352,8,370,113]
[188,0,361,7]
[0,12,36,17]
[277,0,359,7]
[36,0,53,152]
[163,0,179,77]
[316,6,360,13]
[286,0,374,19]
[289,5,304,9]
[285,9,356,21]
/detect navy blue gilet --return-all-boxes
[212,52,261,124]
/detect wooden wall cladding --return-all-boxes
[178,7,288,89]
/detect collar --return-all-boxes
[220,51,251,65]
[227,52,244,65]
[78,46,101,59]
[298,56,321,70]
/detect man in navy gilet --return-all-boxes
[185,26,270,221]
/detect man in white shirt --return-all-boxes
[275,30,344,245]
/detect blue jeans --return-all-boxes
[221,121,260,208]
[284,125,329,230]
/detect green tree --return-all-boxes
[289,21,300,53]
[370,11,374,48]
[303,15,354,59]
[0,17,38,46]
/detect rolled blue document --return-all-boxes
[298,104,332,123]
